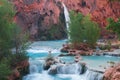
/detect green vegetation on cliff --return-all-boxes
[106,18,120,40]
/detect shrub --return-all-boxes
[106,18,120,40]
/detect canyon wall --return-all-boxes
[12,0,120,40]
[13,0,67,40]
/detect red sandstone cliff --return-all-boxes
[13,0,67,40]
[63,0,120,27]
[12,0,120,40]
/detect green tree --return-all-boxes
[0,0,16,78]
[0,0,15,60]
[0,0,29,79]
[69,11,100,47]
[9,24,29,68]
[106,18,120,40]
[82,15,100,47]
[69,11,84,43]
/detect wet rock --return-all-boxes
[60,49,69,53]
[44,57,61,70]
[79,62,87,74]
[59,53,75,57]
[44,58,54,70]
[48,65,57,75]
[60,44,70,53]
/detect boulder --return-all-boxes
[48,65,57,75]
[103,64,120,80]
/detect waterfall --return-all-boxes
[85,70,103,80]
[62,3,70,39]
[56,63,83,74]
[29,58,45,74]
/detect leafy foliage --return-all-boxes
[0,58,11,80]
[106,18,120,40]
[0,0,15,60]
[69,11,100,47]
[0,0,29,79]
[69,11,84,43]
[82,15,100,47]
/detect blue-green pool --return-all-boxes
[23,40,120,80]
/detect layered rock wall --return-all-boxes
[13,0,67,40]
[12,0,120,40]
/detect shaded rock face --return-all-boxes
[103,65,120,80]
[13,0,67,40]
[13,0,120,40]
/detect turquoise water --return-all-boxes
[27,40,67,58]
[23,40,120,80]
[56,55,120,72]
[27,40,120,71]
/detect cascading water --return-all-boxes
[22,2,106,79]
[22,40,104,80]
[29,58,44,74]
[62,3,70,39]
[23,59,103,80]
[56,63,82,74]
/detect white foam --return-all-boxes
[27,47,60,54]
[23,73,53,80]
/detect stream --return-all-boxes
[22,40,120,80]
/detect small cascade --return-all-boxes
[62,3,70,39]
[85,70,103,80]
[49,62,87,75]
[56,63,82,74]
[29,58,45,74]
[29,65,39,73]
